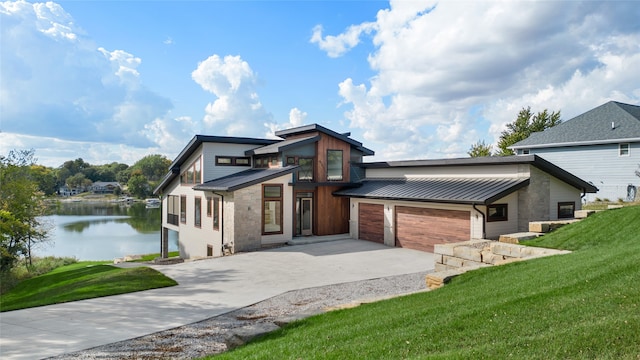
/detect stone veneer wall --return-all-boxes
[517,166,551,232]
[232,185,262,252]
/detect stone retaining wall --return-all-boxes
[427,240,570,289]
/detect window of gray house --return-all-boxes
[327,150,343,181]
[619,143,630,156]
[558,202,575,219]
[194,197,202,228]
[487,204,508,222]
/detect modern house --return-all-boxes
[155,124,597,258]
[334,155,597,252]
[510,101,640,202]
[154,124,374,259]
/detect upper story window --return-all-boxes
[216,156,251,166]
[256,155,278,168]
[286,156,314,181]
[181,156,202,184]
[619,143,630,156]
[327,150,343,181]
[487,204,508,222]
[167,195,179,226]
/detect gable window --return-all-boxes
[216,156,251,166]
[298,158,314,181]
[180,195,187,224]
[167,195,179,226]
[558,202,575,219]
[256,155,278,168]
[327,150,343,181]
[262,184,283,235]
[194,197,202,227]
[619,143,630,156]
[213,197,220,231]
[181,156,202,184]
[487,204,508,222]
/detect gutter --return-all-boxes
[472,203,487,239]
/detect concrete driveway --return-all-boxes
[0,239,434,360]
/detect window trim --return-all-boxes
[216,156,251,166]
[181,156,202,184]
[558,202,575,219]
[326,149,343,181]
[262,184,283,235]
[213,197,220,231]
[619,143,630,156]
[180,195,187,224]
[487,204,508,222]
[194,196,202,228]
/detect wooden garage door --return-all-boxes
[395,206,470,252]
[358,203,384,244]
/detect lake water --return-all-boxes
[36,202,178,261]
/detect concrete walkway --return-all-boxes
[0,239,434,360]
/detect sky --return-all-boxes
[1,0,639,168]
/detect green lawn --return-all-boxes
[211,205,640,359]
[0,262,177,312]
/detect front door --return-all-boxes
[300,197,313,236]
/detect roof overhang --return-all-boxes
[193,166,298,192]
[510,137,640,150]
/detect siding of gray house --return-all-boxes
[526,142,639,202]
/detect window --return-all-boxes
[619,143,630,156]
[558,202,575,219]
[262,184,283,234]
[522,149,530,155]
[180,195,187,224]
[298,158,313,181]
[213,197,220,231]
[287,157,296,165]
[327,150,343,181]
[256,155,278,168]
[167,195,179,225]
[206,197,212,217]
[216,156,251,166]
[181,156,202,184]
[487,204,508,222]
[207,245,213,257]
[194,197,202,227]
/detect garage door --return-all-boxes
[395,206,470,252]
[358,203,384,244]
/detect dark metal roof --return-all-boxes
[511,101,640,149]
[245,135,320,155]
[356,154,598,194]
[274,123,375,156]
[193,166,298,192]
[334,178,530,205]
[154,135,278,194]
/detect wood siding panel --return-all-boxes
[358,203,384,243]
[315,186,349,235]
[316,133,351,182]
[395,206,470,252]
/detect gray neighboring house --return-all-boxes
[510,101,640,202]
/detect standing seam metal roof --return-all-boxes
[333,177,531,205]
[192,166,298,192]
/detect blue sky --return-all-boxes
[1,1,639,167]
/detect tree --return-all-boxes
[496,107,561,156]
[127,169,151,199]
[30,165,58,195]
[0,150,51,272]
[66,173,90,191]
[468,140,493,157]
[131,154,171,182]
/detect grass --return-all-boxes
[210,205,640,359]
[130,251,180,262]
[0,262,177,312]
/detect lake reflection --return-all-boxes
[37,202,178,260]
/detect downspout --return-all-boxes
[213,192,226,255]
[472,203,487,239]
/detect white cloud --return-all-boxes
[264,107,308,138]
[0,0,174,150]
[192,54,272,136]
[314,0,640,160]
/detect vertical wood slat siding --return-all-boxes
[358,203,384,243]
[315,186,349,235]
[315,133,351,182]
[395,206,470,252]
